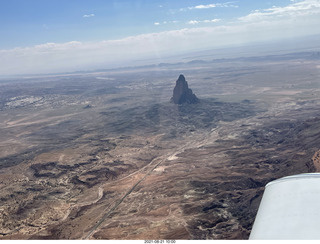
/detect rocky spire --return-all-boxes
[171,74,199,104]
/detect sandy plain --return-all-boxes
[0,51,320,239]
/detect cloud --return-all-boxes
[188,20,200,25]
[0,27,248,75]
[83,14,95,18]
[154,20,179,26]
[187,2,238,10]
[190,4,217,9]
[0,22,286,75]
[1,1,320,76]
[239,0,320,22]
[188,19,221,24]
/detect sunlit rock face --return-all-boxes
[171,74,199,104]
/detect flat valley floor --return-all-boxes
[0,52,320,239]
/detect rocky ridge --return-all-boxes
[171,74,199,104]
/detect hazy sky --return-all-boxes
[1,0,320,75]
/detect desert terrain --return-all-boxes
[0,51,320,239]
